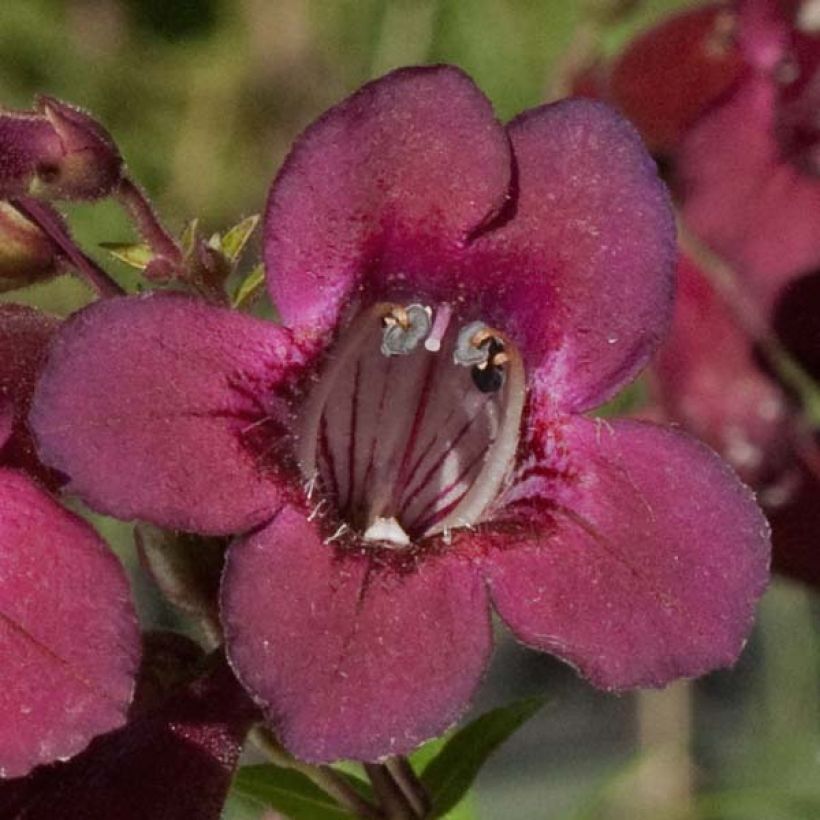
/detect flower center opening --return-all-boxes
[297,302,525,546]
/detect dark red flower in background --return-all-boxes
[581,0,820,586]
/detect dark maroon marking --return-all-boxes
[359,355,393,510]
[398,402,490,514]
[406,447,487,535]
[390,355,438,511]
[344,361,362,512]
[318,412,341,504]
[399,382,472,499]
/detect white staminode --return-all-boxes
[363,516,411,547]
[297,302,525,547]
[424,303,453,352]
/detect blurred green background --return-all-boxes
[1,1,818,818]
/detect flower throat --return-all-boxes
[297,302,525,546]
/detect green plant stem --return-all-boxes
[364,763,420,819]
[251,726,382,819]
[115,175,183,268]
[385,757,431,818]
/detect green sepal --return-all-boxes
[220,214,260,263]
[232,263,265,308]
[99,241,154,270]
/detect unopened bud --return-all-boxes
[0,202,61,292]
[0,96,123,201]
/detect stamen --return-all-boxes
[424,303,453,352]
[454,321,493,367]
[381,303,432,356]
[298,302,525,546]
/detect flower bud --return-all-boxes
[0,201,61,292]
[0,96,123,201]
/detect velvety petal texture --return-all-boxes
[0,469,139,778]
[466,100,675,410]
[0,304,61,486]
[265,66,675,410]
[0,636,256,820]
[221,504,492,762]
[483,417,770,690]
[31,294,301,535]
[264,65,512,340]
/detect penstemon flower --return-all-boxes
[27,65,770,765]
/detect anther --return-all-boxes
[454,321,494,367]
[380,304,432,356]
[471,340,507,393]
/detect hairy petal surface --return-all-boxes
[263,65,512,340]
[483,417,770,690]
[0,304,61,486]
[0,469,139,778]
[31,294,300,535]
[221,504,492,762]
[0,635,255,820]
[468,100,676,410]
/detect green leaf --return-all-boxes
[180,219,199,256]
[99,241,154,270]
[232,263,265,308]
[421,696,548,818]
[232,764,364,820]
[220,214,260,263]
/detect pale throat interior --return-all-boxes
[297,301,525,547]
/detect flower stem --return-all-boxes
[115,175,183,269]
[251,726,382,819]
[10,197,125,297]
[385,757,431,818]
[363,763,421,819]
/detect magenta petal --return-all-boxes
[0,469,139,778]
[468,100,676,411]
[263,65,511,339]
[31,294,299,535]
[221,504,492,762]
[484,417,770,690]
[679,75,820,310]
[0,638,256,820]
[0,304,61,487]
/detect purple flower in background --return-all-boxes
[0,633,257,820]
[31,66,770,763]
[0,305,140,778]
[576,0,820,586]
